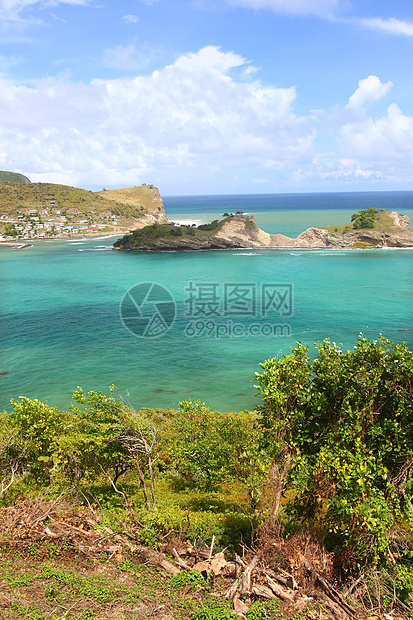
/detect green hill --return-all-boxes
[323,207,399,234]
[0,170,31,183]
[0,182,167,236]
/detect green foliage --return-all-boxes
[62,387,131,486]
[41,565,113,602]
[246,599,282,619]
[198,219,220,231]
[160,400,268,501]
[351,207,379,229]
[65,387,159,510]
[113,218,226,248]
[190,598,238,619]
[169,569,207,590]
[4,222,18,236]
[255,336,413,567]
[7,397,69,484]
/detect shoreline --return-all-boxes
[0,230,127,245]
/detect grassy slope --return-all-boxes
[323,209,398,234]
[0,183,165,231]
[96,185,163,211]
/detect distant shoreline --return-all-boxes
[0,230,127,245]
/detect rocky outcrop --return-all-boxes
[284,210,413,249]
[114,211,413,251]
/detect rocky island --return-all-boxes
[113,207,413,251]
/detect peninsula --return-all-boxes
[114,207,413,251]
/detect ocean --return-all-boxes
[1,191,412,413]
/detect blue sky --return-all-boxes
[0,0,412,195]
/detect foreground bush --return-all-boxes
[255,336,413,573]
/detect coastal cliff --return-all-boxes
[113,209,413,251]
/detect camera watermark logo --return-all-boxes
[120,281,293,339]
[120,282,176,338]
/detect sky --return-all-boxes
[0,0,412,195]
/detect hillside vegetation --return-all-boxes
[0,182,167,237]
[96,184,164,211]
[0,170,30,183]
[324,207,400,234]
[114,219,224,248]
[0,182,162,219]
[1,336,413,619]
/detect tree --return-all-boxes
[254,343,311,526]
[0,411,27,497]
[255,337,413,566]
[66,388,159,511]
[160,400,268,506]
[7,397,69,485]
[60,388,131,489]
[4,223,17,237]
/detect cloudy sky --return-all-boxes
[0,0,412,194]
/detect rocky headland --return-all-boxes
[113,209,413,251]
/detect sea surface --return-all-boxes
[1,191,412,413]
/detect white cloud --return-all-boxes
[123,14,139,23]
[225,0,342,17]
[340,103,413,161]
[359,17,413,37]
[320,159,385,182]
[347,75,393,109]
[103,43,152,71]
[0,53,22,73]
[0,47,411,192]
[0,46,314,190]
[0,0,91,23]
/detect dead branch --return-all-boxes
[160,559,180,575]
[265,575,295,602]
[225,579,240,601]
[0,462,19,497]
[239,555,259,596]
[265,567,298,590]
[172,547,192,571]
[251,584,275,599]
[268,448,292,527]
[298,553,356,617]
[208,534,216,560]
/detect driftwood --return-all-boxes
[225,579,240,601]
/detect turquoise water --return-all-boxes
[1,192,413,413]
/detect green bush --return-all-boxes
[255,336,413,567]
